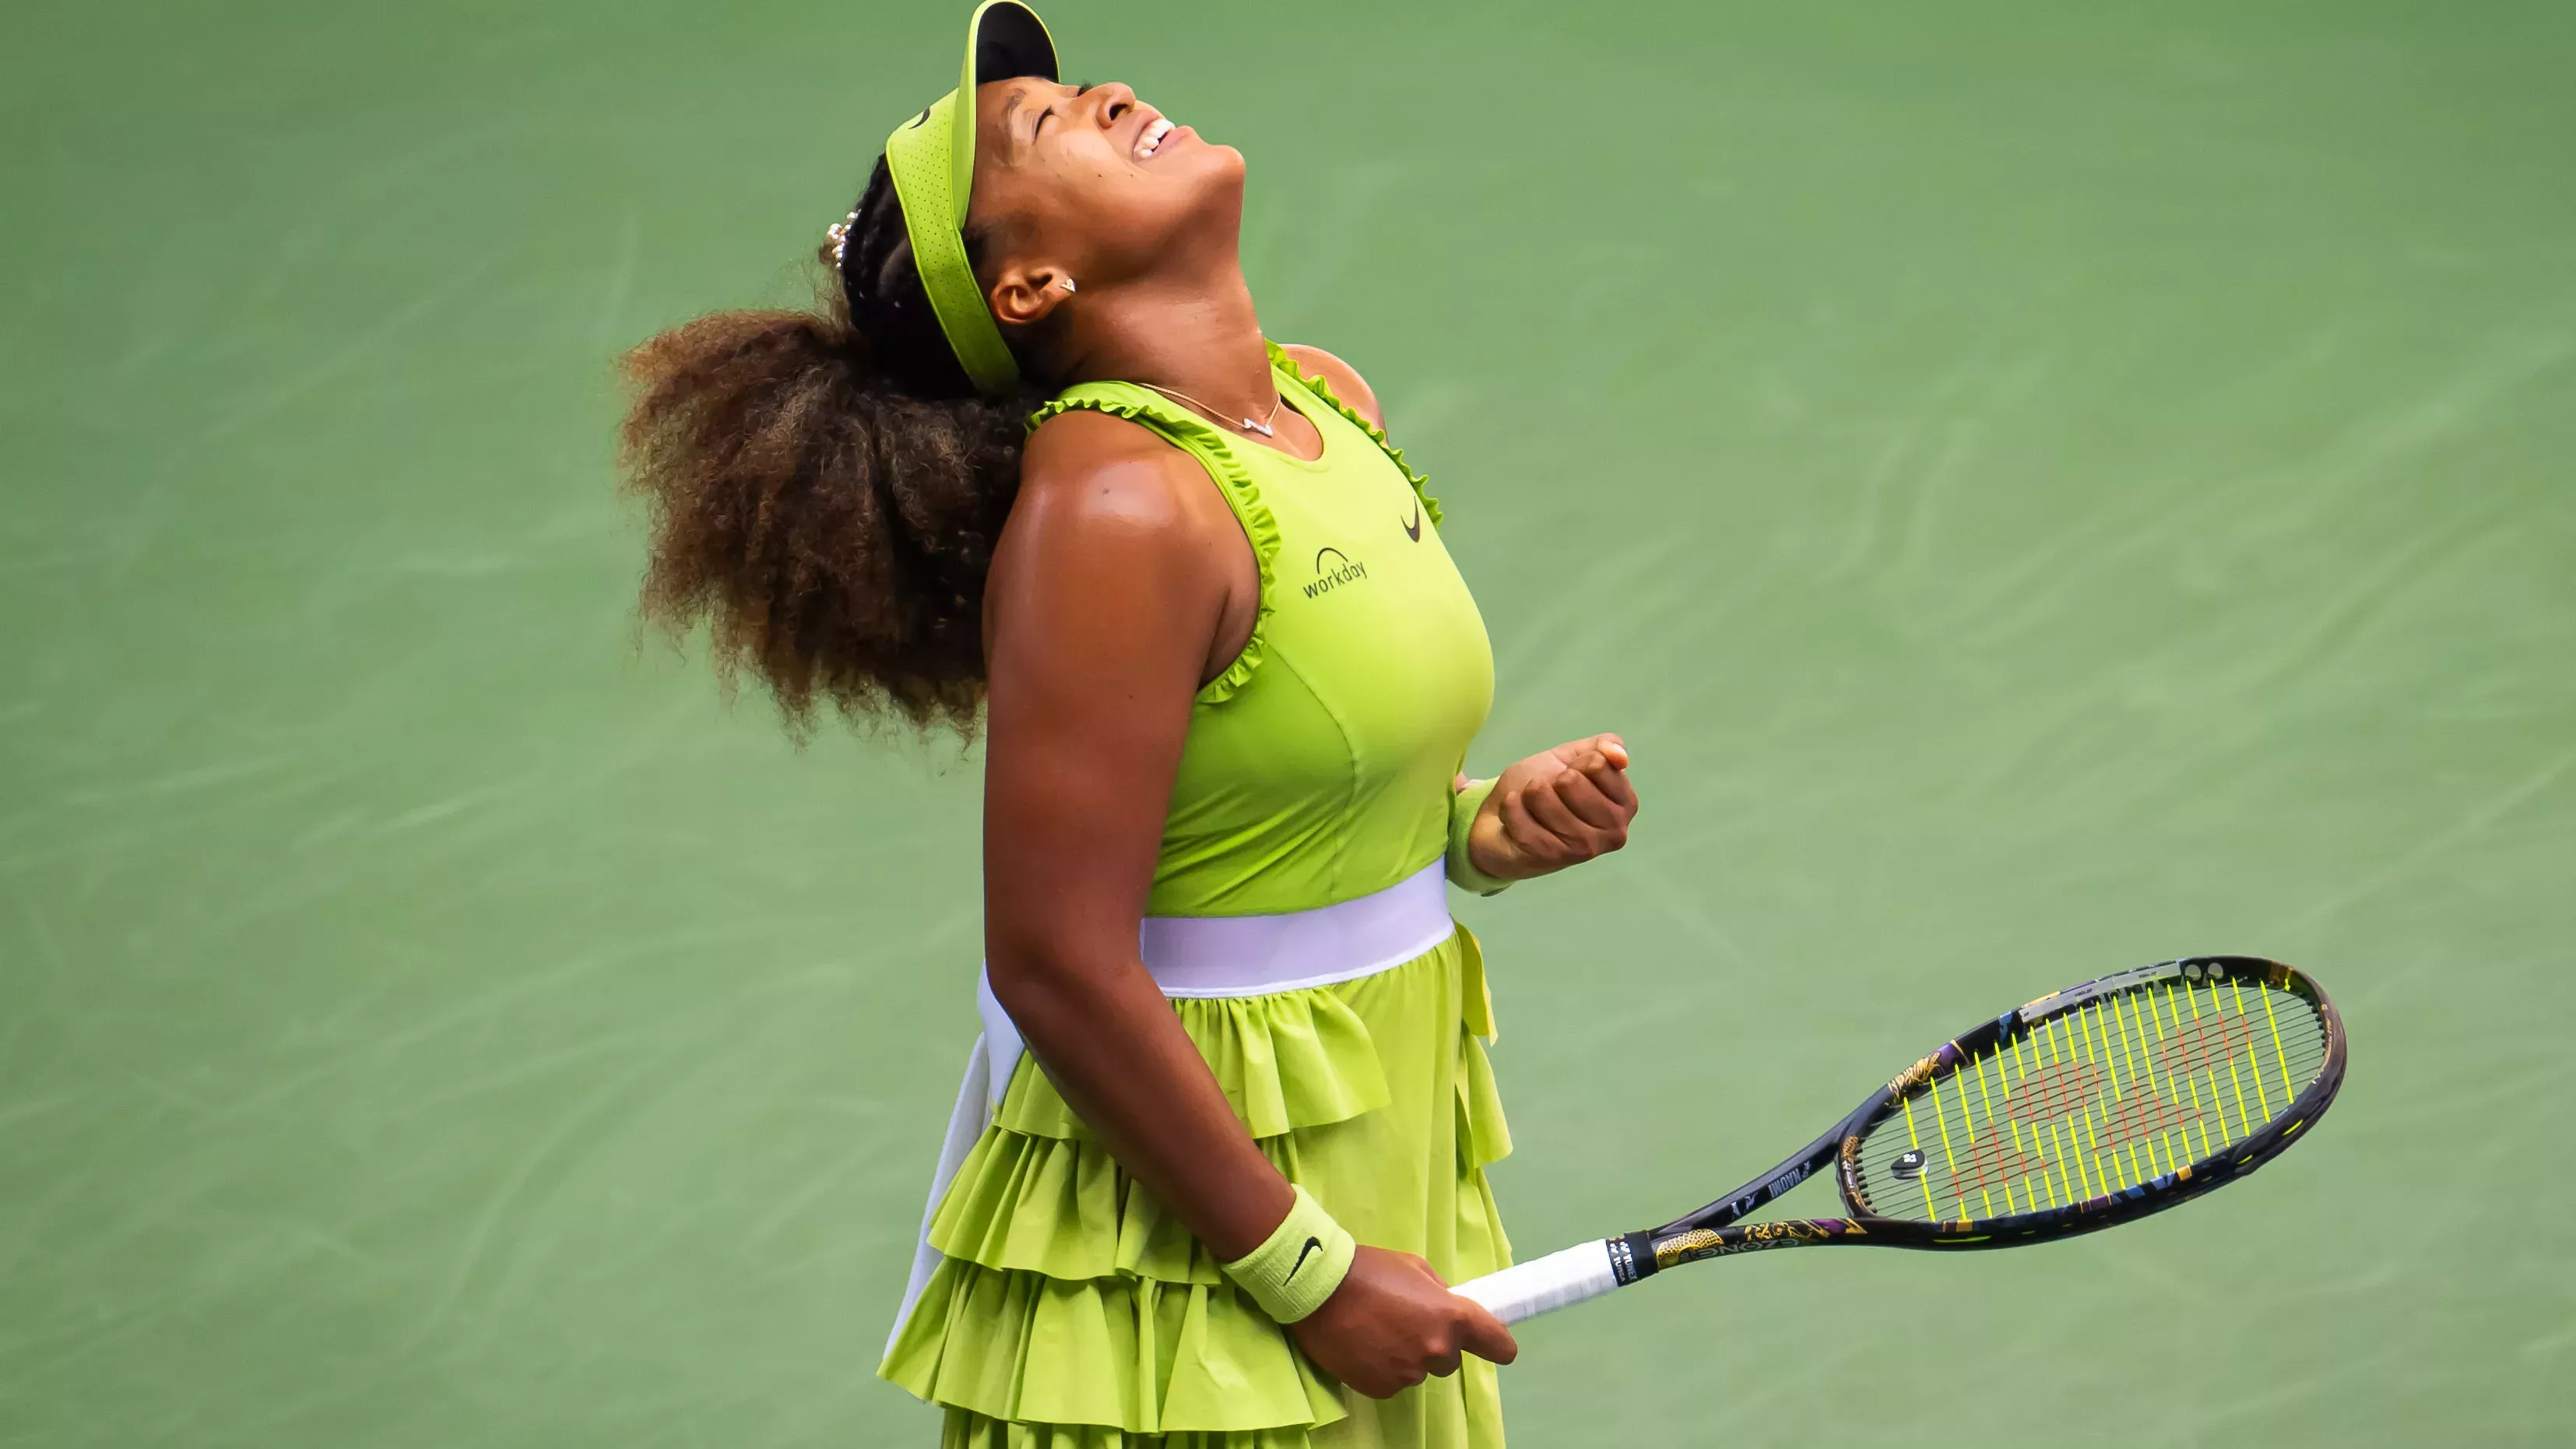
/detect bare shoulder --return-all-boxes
[1278,343,1385,432]
[1018,407,1227,538]
[1003,406,1238,595]
[991,405,1251,678]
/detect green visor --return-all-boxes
[883,1,1058,396]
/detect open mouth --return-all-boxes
[1134,115,1177,161]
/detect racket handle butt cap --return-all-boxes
[1452,1240,1621,1326]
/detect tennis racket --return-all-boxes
[1454,955,2344,1324]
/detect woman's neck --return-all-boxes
[1059,262,1277,420]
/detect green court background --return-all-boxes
[6,1,2571,1444]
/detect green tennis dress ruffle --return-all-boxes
[883,930,1513,1447]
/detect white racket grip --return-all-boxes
[1452,1240,1622,1326]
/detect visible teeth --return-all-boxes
[1137,116,1175,159]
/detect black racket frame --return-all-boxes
[1601,955,2346,1288]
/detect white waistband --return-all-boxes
[893,860,1456,1357]
[1140,860,1454,996]
[973,860,1453,1103]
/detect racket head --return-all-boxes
[1835,955,2344,1247]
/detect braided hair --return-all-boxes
[619,157,1046,737]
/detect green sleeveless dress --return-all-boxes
[881,344,1513,1448]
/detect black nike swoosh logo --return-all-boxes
[1285,1236,1325,1280]
[1401,502,1422,542]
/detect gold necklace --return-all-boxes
[1138,380,1284,438]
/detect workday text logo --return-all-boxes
[1304,547,1368,600]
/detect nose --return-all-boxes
[1084,81,1138,129]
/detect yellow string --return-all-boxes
[2091,1000,2132,1098]
[2113,992,2147,1093]
[2012,1030,2061,1207]
[2087,1003,2123,1102]
[2143,991,2179,1106]
[2260,981,2297,1113]
[2060,1015,2099,1197]
[2010,1117,2043,1209]
[2150,983,2204,1163]
[2090,1096,2123,1194]
[1970,1050,2004,1218]
[2116,994,2161,1185]
[1900,1093,1938,1220]
[2061,1011,2102,1191]
[2122,994,2170,1170]
[2187,980,2223,1140]
[2176,982,2216,1158]
[2104,1103,2135,1193]
[2218,983,2253,1148]
[2121,994,2156,1100]
[2040,1124,2065,1208]
[2069,1113,2100,1200]
[2232,976,2276,1123]
[1928,1074,1966,1220]
[2103,1011,2144,1191]
[1972,1051,2000,1140]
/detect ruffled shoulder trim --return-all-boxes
[1027,385,1281,705]
[1266,340,1443,529]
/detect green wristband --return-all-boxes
[1446,777,1513,896]
[1221,1186,1356,1324]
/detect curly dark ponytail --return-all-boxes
[618,156,1045,737]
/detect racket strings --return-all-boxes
[1858,975,2329,1225]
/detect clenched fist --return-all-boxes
[1460,733,1639,883]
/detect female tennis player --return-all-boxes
[617,5,1637,1444]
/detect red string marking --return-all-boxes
[1938,1012,2251,1202]
[2086,1092,2210,1159]
[1946,1131,2057,1196]
[2001,1058,2104,1125]
[2152,1011,2257,1081]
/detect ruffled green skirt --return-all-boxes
[881,928,1513,1447]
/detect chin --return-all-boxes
[1182,143,1248,212]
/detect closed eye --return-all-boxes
[1033,83,1094,139]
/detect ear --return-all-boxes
[989,261,1074,329]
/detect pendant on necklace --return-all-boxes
[1241,418,1276,437]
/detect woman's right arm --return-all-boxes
[979,413,1515,1398]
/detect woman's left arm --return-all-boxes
[1281,344,1642,885]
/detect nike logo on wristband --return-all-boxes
[1286,1236,1325,1280]
[1402,502,1423,541]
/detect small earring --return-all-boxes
[1058,276,1077,294]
